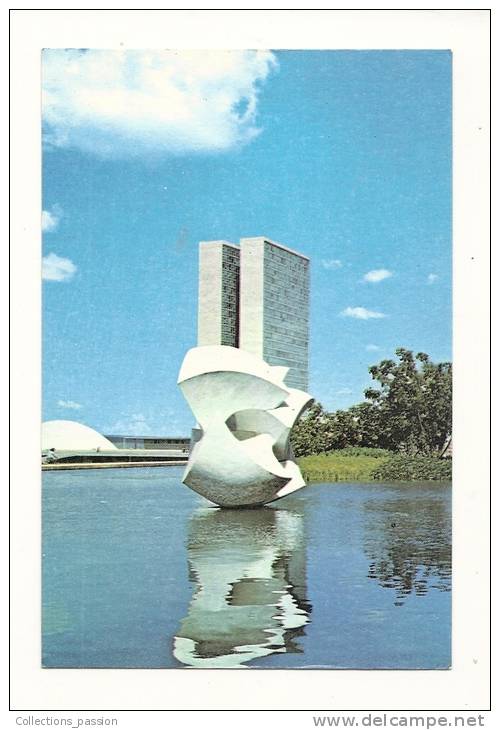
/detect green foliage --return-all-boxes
[298,449,451,483]
[289,402,332,457]
[290,403,374,456]
[291,349,452,458]
[371,454,452,481]
[330,446,392,459]
[298,448,390,482]
[364,348,452,455]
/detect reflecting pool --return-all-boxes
[42,467,451,669]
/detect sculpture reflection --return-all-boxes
[173,505,310,668]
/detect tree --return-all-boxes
[290,402,332,457]
[347,401,383,449]
[290,349,452,457]
[364,348,452,455]
[326,408,362,450]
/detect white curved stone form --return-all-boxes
[41,420,117,451]
[177,345,313,507]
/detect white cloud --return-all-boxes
[322,259,342,270]
[363,269,393,283]
[42,49,277,158]
[42,205,62,232]
[335,387,353,396]
[105,413,152,436]
[58,399,82,410]
[341,307,386,320]
[366,344,381,351]
[42,253,77,281]
[427,273,439,284]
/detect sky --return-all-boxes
[42,49,452,436]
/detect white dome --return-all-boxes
[42,420,117,451]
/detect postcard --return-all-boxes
[9,9,491,715]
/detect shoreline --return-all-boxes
[42,461,186,471]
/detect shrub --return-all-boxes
[371,454,452,481]
[329,447,392,459]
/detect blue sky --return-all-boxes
[42,49,451,436]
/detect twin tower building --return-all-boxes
[197,236,310,392]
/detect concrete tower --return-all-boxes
[197,236,309,391]
[239,237,309,391]
[197,240,240,347]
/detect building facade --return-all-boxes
[198,236,309,391]
[197,240,240,348]
[240,237,309,391]
[105,435,190,451]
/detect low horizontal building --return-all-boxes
[43,449,188,467]
[104,434,190,451]
[41,421,191,469]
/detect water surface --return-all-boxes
[42,467,451,669]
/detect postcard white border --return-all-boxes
[10,8,491,712]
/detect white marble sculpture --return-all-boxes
[177,345,313,507]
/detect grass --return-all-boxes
[298,448,451,483]
[298,448,390,482]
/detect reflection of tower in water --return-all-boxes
[173,506,310,668]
